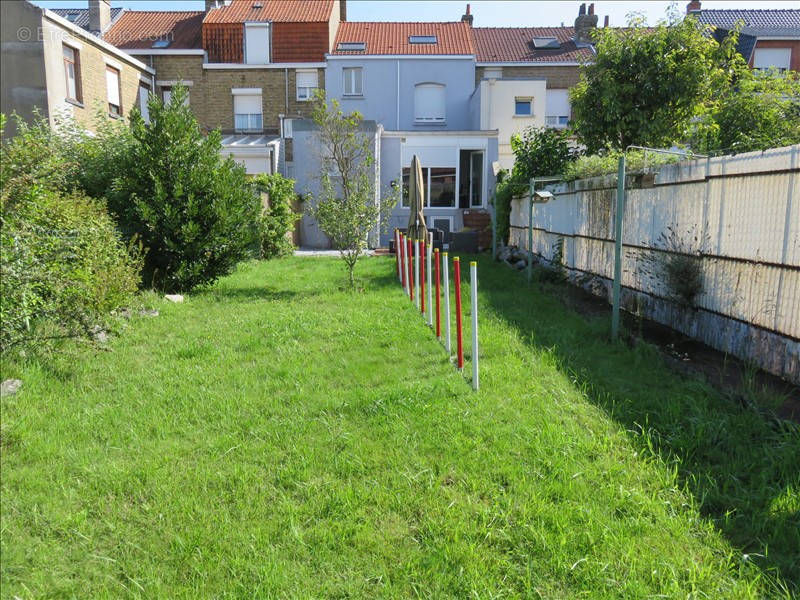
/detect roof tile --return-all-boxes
[471,27,593,63]
[105,11,204,50]
[694,9,800,38]
[331,21,474,55]
[203,0,334,24]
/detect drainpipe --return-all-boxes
[284,67,289,115]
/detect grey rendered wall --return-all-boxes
[1,1,47,138]
[327,57,475,131]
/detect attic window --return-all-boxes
[152,39,171,49]
[66,12,80,22]
[409,35,437,44]
[337,42,366,51]
[252,2,263,7]
[532,37,560,49]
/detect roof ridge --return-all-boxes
[341,21,468,25]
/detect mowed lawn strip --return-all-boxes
[1,256,795,598]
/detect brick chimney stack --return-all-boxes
[574,2,598,45]
[340,0,347,22]
[205,0,220,12]
[461,4,474,26]
[88,0,111,34]
[687,1,702,13]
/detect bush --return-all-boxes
[510,126,579,183]
[110,86,261,291]
[1,114,141,353]
[251,173,298,259]
[563,149,682,181]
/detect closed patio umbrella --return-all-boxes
[406,155,427,241]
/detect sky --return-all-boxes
[31,0,800,28]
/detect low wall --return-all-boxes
[510,145,800,384]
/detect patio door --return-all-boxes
[459,149,484,208]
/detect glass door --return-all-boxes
[470,151,484,207]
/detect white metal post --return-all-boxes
[404,236,410,297]
[414,240,420,310]
[470,261,479,391]
[443,252,451,355]
[426,233,433,327]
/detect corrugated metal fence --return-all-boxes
[510,145,800,383]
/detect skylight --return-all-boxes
[409,35,437,44]
[152,39,172,49]
[337,42,366,51]
[66,12,79,22]
[532,37,560,49]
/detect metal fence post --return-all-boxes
[527,177,535,283]
[611,155,626,341]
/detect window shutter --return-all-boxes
[414,84,445,122]
[245,24,270,65]
[753,48,791,71]
[297,70,318,89]
[234,94,262,115]
[106,68,120,106]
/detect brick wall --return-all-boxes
[148,55,324,134]
[475,65,580,89]
[54,24,149,131]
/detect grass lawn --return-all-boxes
[2,255,798,598]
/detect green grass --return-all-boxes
[2,255,797,598]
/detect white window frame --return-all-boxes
[138,83,150,123]
[232,89,263,132]
[244,23,270,65]
[514,97,533,116]
[401,165,457,209]
[414,83,446,124]
[63,44,81,103]
[106,65,121,117]
[296,69,319,101]
[343,67,363,96]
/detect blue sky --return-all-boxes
[31,1,800,28]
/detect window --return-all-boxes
[106,66,121,116]
[138,83,150,123]
[753,48,791,72]
[233,92,263,132]
[532,37,560,49]
[161,86,189,106]
[414,83,445,123]
[244,23,270,65]
[546,88,570,129]
[401,167,456,208]
[409,35,437,44]
[152,39,171,49]
[515,98,532,116]
[343,67,363,96]
[63,45,81,103]
[337,42,365,51]
[296,69,318,101]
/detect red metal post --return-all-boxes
[454,257,464,370]
[420,240,426,315]
[434,249,441,338]
[395,230,400,280]
[407,238,413,302]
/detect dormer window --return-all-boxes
[532,37,560,49]
[337,42,366,51]
[409,35,437,44]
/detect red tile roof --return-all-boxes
[331,22,474,55]
[105,11,204,49]
[472,27,594,63]
[203,0,335,24]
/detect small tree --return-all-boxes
[252,173,298,259]
[112,85,261,291]
[570,11,735,152]
[307,92,398,287]
[510,126,579,182]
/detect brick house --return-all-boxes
[104,0,344,174]
[469,3,597,169]
[687,2,800,73]
[0,0,154,137]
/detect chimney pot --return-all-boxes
[579,3,586,15]
[588,3,595,15]
[574,2,598,44]
[604,15,609,27]
[461,3,473,25]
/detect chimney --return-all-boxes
[340,0,346,22]
[604,15,609,27]
[574,2,598,45]
[88,0,111,34]
[205,0,221,12]
[686,1,701,13]
[461,3,473,26]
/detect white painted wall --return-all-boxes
[509,145,800,382]
[475,78,547,171]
